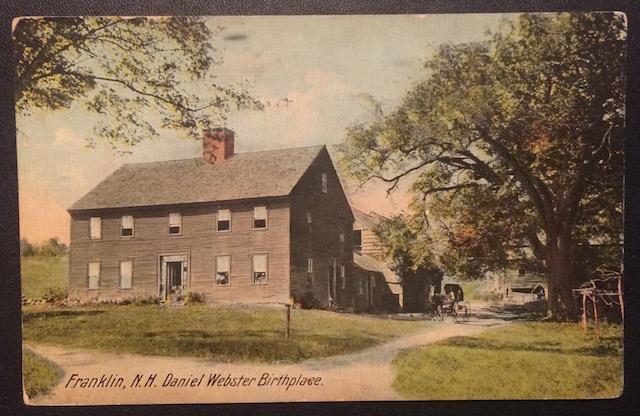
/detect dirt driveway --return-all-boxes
[26,306,510,405]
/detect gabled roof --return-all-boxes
[69,145,325,211]
[353,252,402,295]
[352,207,386,230]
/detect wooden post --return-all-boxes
[618,277,624,323]
[285,304,291,340]
[592,295,600,341]
[581,292,587,332]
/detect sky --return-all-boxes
[17,14,508,244]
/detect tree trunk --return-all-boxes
[545,232,578,321]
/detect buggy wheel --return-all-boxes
[462,303,470,322]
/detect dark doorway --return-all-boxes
[166,261,183,293]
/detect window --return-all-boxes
[90,217,101,239]
[338,223,345,243]
[88,261,100,289]
[340,264,346,289]
[306,212,312,224]
[217,209,231,232]
[358,277,364,296]
[353,230,362,248]
[321,172,328,193]
[169,212,182,235]
[215,255,230,285]
[307,258,313,273]
[253,206,267,229]
[121,215,134,237]
[252,253,268,284]
[120,260,133,289]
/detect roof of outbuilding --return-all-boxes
[69,145,325,211]
[352,207,385,230]
[353,252,402,295]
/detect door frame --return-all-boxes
[157,252,190,300]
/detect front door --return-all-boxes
[159,254,188,301]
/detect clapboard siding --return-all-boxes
[359,229,384,258]
[69,199,290,303]
[289,148,355,307]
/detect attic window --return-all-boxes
[169,213,182,235]
[121,215,134,237]
[338,223,345,243]
[306,212,312,224]
[321,172,328,193]
[217,209,231,232]
[216,255,230,285]
[90,217,101,240]
[307,258,313,273]
[253,206,267,229]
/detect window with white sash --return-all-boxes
[252,253,268,284]
[121,215,134,237]
[217,209,231,232]
[253,206,267,229]
[216,255,230,285]
[88,261,101,289]
[169,212,182,235]
[120,260,133,289]
[90,217,101,239]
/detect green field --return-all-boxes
[392,322,623,399]
[21,255,68,299]
[22,348,64,399]
[23,304,426,363]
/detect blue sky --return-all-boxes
[17,14,507,243]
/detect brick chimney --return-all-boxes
[202,128,235,163]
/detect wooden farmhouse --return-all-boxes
[67,128,356,308]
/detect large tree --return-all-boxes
[340,13,625,320]
[14,16,262,149]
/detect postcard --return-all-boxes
[16,13,625,405]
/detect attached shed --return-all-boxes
[352,252,401,312]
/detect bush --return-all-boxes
[184,291,205,305]
[42,287,67,303]
[297,291,317,309]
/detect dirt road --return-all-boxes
[26,309,508,405]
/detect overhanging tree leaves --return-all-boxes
[340,13,625,320]
[14,16,263,149]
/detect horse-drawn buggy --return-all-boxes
[430,282,471,322]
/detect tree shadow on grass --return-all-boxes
[22,309,105,324]
[442,335,621,357]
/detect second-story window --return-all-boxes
[169,212,182,235]
[217,209,231,232]
[253,206,267,229]
[307,258,313,273]
[306,211,312,224]
[321,172,328,193]
[121,215,134,237]
[90,217,102,240]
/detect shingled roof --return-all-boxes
[69,145,325,211]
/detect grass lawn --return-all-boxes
[23,304,426,363]
[392,322,623,399]
[21,255,68,298]
[22,348,64,399]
